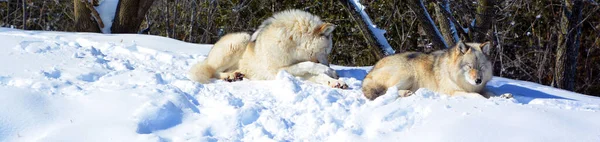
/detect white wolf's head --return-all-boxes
[251,9,336,65]
[450,41,493,87]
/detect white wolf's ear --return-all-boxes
[480,42,491,55]
[314,23,336,36]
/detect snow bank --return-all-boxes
[0,28,599,142]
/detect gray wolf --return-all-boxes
[189,9,347,89]
[362,41,495,100]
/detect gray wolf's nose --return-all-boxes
[475,79,482,84]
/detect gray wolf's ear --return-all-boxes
[314,23,336,36]
[480,42,491,55]
[456,41,470,54]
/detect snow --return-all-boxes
[1,28,599,142]
[349,0,396,55]
[94,0,119,33]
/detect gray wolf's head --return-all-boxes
[450,41,493,87]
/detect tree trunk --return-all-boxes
[554,0,583,91]
[173,0,178,38]
[73,0,101,32]
[473,0,494,42]
[434,0,457,46]
[409,0,448,49]
[187,1,196,42]
[165,1,170,38]
[111,0,155,33]
[21,0,25,30]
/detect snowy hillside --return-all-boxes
[1,28,599,142]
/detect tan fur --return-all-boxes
[189,9,347,88]
[362,41,494,100]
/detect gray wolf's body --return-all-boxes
[189,9,347,88]
[362,41,494,100]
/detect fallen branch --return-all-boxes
[410,0,448,49]
[339,0,390,59]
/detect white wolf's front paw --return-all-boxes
[328,80,348,89]
[222,72,245,82]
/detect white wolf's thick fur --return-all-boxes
[189,9,347,88]
[362,41,494,100]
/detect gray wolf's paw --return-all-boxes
[223,72,244,82]
[328,80,348,89]
[398,90,414,98]
[500,93,513,99]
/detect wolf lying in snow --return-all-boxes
[362,41,503,100]
[189,9,348,89]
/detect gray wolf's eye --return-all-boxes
[464,65,472,69]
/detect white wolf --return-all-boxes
[189,9,348,89]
